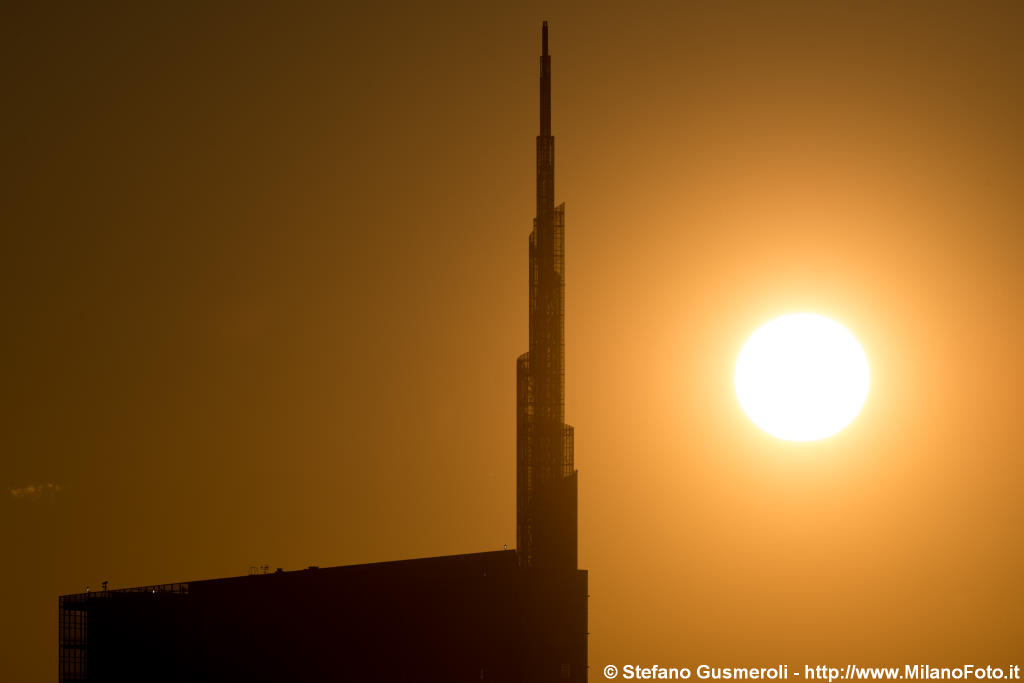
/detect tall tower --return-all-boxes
[517,21,577,572]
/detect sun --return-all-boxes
[735,313,870,442]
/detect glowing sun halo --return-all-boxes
[735,313,870,442]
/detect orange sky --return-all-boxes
[3,2,1022,680]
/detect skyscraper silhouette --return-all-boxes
[58,22,587,683]
[517,21,578,573]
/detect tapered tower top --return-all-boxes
[539,22,552,139]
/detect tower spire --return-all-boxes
[518,21,577,572]
[539,21,551,139]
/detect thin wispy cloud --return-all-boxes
[9,483,61,499]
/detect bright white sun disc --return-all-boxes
[734,313,869,441]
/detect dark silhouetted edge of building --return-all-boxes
[59,550,588,682]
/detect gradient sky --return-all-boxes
[3,2,1022,680]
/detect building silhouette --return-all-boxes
[517,21,578,574]
[59,22,587,683]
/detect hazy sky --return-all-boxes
[3,2,1022,680]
